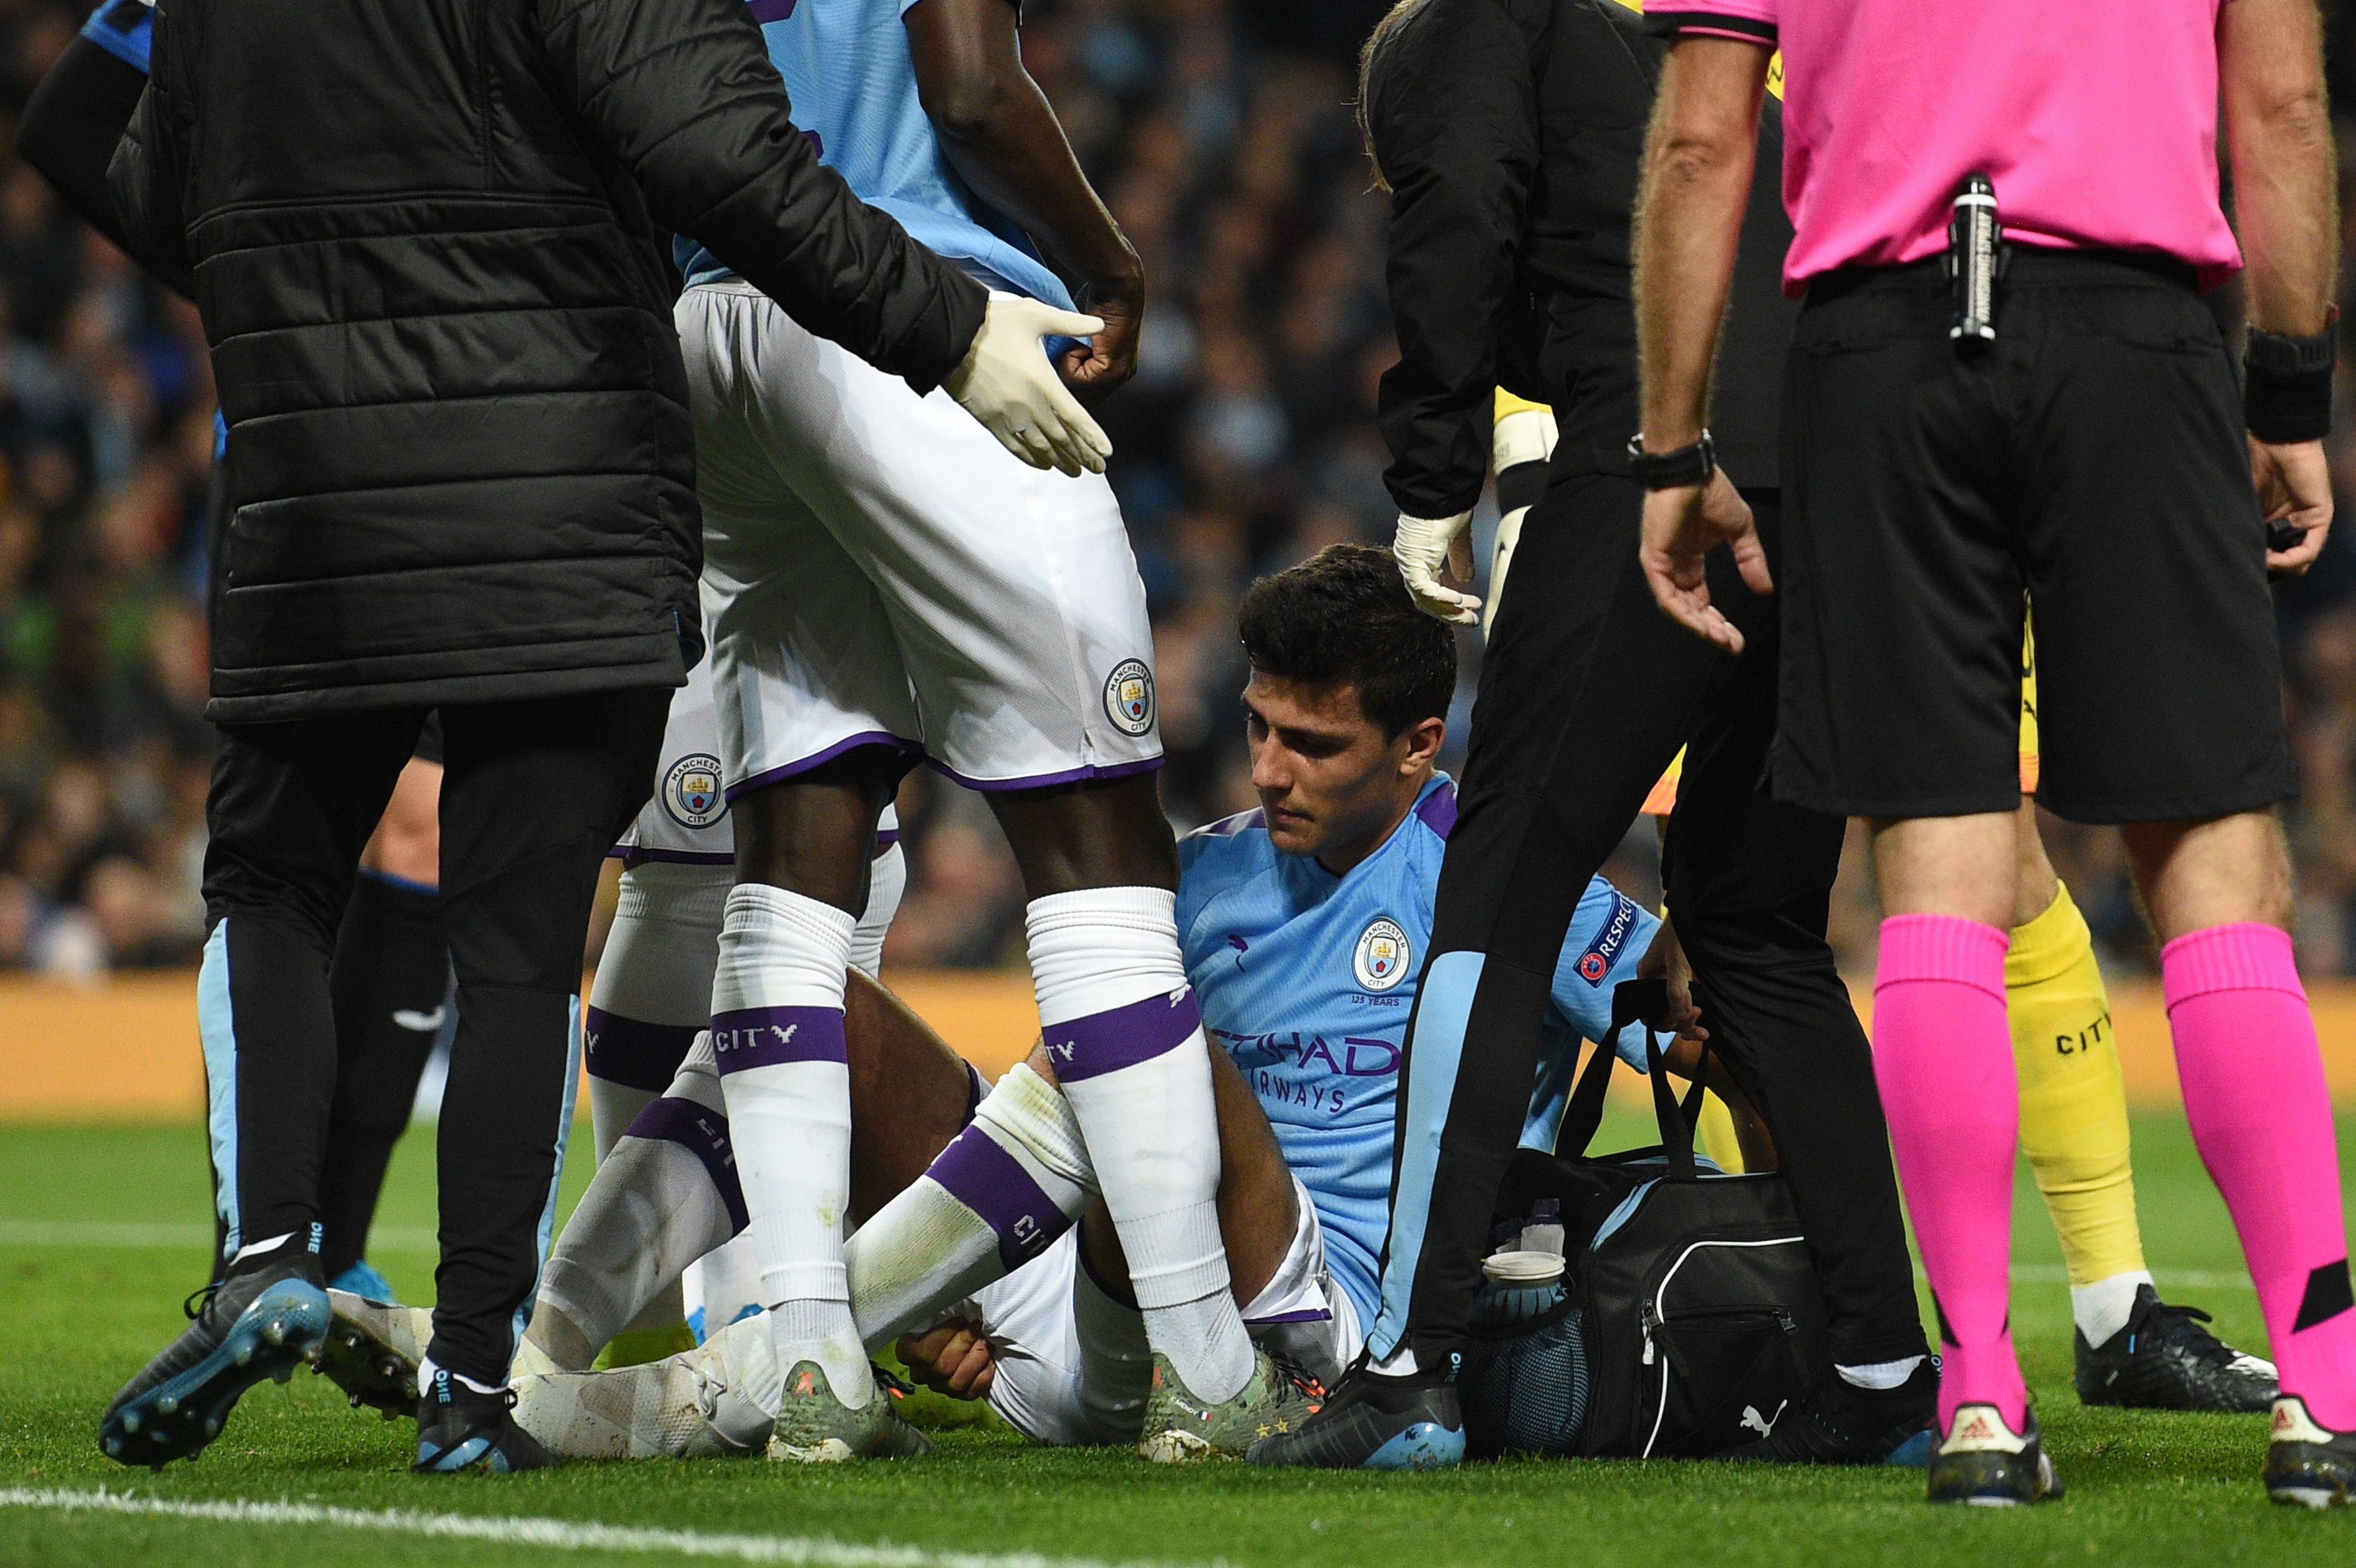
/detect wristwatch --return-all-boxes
[1625,430,1715,490]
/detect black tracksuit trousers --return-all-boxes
[1368,473,1928,1374]
[197,688,666,1383]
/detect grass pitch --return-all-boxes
[1,1111,2351,1568]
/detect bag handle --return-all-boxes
[1560,976,1715,1183]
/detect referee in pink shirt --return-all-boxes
[1632,0,2352,1509]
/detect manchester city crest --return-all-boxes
[1353,916,1411,993]
[662,753,728,830]
[1103,658,1156,737]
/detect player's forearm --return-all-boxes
[2220,0,2338,337]
[1634,39,1768,449]
[928,77,1141,306]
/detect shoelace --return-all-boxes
[2141,1300,2238,1367]
[1265,1350,1329,1405]
[182,1282,221,1322]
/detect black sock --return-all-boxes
[318,873,448,1279]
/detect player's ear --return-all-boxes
[1399,714,1445,773]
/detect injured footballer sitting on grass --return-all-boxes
[318,544,1770,1463]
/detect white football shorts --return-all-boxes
[613,653,905,867]
[676,280,1163,798]
[966,1175,1361,1447]
[614,653,733,865]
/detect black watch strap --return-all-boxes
[1625,430,1716,490]
[2246,323,2337,444]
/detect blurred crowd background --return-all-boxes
[9,0,2356,981]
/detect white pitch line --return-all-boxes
[0,1488,1186,1568]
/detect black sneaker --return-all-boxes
[1926,1403,2065,1506]
[1245,1359,1464,1470]
[2265,1396,2356,1508]
[414,1367,557,1474]
[101,1243,329,1469]
[1714,1358,1938,1466]
[2074,1285,2276,1413]
[99,1248,330,1470]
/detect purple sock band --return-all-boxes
[584,1009,701,1093]
[626,1097,750,1235]
[710,1005,848,1074]
[1039,989,1202,1083]
[928,1123,1071,1271]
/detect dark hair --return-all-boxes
[1356,0,1435,192]
[1237,542,1458,735]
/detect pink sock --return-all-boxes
[1874,914,2028,1434]
[2164,923,2356,1431]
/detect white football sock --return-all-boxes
[1069,1245,1154,1443]
[586,864,730,1157]
[709,883,867,1406]
[2072,1269,2154,1349]
[687,1230,764,1343]
[847,1061,1096,1347]
[849,835,905,979]
[1027,887,1251,1404]
[584,864,729,1341]
[529,1034,742,1370]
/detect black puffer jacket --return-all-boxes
[110,0,987,722]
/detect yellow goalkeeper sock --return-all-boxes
[2008,881,2149,1337]
[1696,1091,1746,1175]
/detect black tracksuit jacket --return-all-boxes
[106,0,988,723]
[1366,0,1794,518]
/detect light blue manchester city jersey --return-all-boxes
[677,0,1072,311]
[1176,774,1658,1331]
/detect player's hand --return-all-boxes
[1057,275,1143,405]
[2252,434,2334,577]
[1620,916,1705,1071]
[1394,510,1480,624]
[946,295,1114,477]
[896,1319,997,1401]
[1639,468,1769,654]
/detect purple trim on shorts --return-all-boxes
[925,753,1164,793]
[1414,782,1458,839]
[584,1009,701,1093]
[1243,1307,1333,1327]
[1040,990,1203,1083]
[607,846,736,866]
[875,828,902,851]
[746,0,798,22]
[710,1005,848,1073]
[928,1123,1070,1271]
[724,733,924,804]
[627,1097,750,1235]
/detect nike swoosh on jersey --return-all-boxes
[392,1007,447,1033]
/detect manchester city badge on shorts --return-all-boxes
[1103,658,1156,737]
[1353,916,1411,992]
[662,753,728,830]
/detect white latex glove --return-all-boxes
[1485,403,1558,635]
[1393,509,1480,625]
[943,295,1114,477]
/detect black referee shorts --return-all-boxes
[1772,250,2296,825]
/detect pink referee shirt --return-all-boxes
[1649,1,2245,294]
